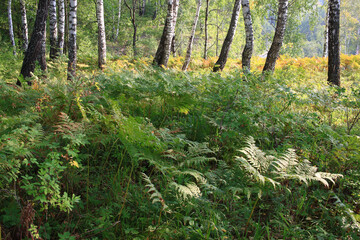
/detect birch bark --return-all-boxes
[97,0,106,69]
[153,0,179,67]
[58,0,65,55]
[8,0,16,55]
[68,0,77,79]
[182,0,202,71]
[328,0,340,86]
[241,0,253,72]
[49,0,58,58]
[19,0,48,86]
[213,0,241,72]
[323,1,329,57]
[20,0,29,52]
[263,0,289,73]
[114,0,122,41]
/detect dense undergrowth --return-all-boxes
[1,50,360,239]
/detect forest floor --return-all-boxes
[1,51,360,239]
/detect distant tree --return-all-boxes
[49,0,58,59]
[18,0,49,86]
[212,0,241,72]
[153,0,179,67]
[114,0,122,41]
[124,0,138,56]
[328,0,340,86]
[203,0,210,59]
[263,0,289,73]
[68,0,77,79]
[58,0,65,55]
[8,0,16,55]
[241,0,253,72]
[97,0,106,69]
[182,0,202,71]
[19,0,29,52]
[139,0,146,16]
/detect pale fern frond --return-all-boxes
[170,181,201,200]
[238,136,274,173]
[142,173,170,212]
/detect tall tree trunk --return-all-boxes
[182,0,202,71]
[262,0,289,73]
[18,0,49,86]
[20,0,29,52]
[140,0,146,16]
[152,0,158,20]
[97,0,106,69]
[58,0,65,55]
[8,0,16,55]
[124,0,137,56]
[357,26,360,55]
[68,0,77,79]
[153,0,179,67]
[212,0,241,72]
[114,0,122,41]
[37,26,47,71]
[323,1,329,57]
[241,0,253,72]
[203,0,209,59]
[64,0,69,54]
[328,0,340,86]
[49,0,58,58]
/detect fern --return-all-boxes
[236,136,343,189]
[142,173,170,213]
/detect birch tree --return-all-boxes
[114,0,122,41]
[8,0,16,55]
[68,0,77,79]
[49,0,58,58]
[18,0,48,86]
[263,0,289,73]
[323,1,330,57]
[97,0,106,69]
[182,0,202,71]
[58,0,65,55]
[20,0,29,52]
[153,0,179,67]
[328,0,340,86]
[212,0,241,72]
[241,0,253,72]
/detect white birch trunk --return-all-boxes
[241,0,253,72]
[58,0,65,55]
[49,0,58,58]
[97,0,106,69]
[68,0,77,79]
[8,0,16,55]
[114,0,122,41]
[182,0,202,71]
[153,0,179,67]
[19,0,29,52]
[323,1,329,57]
